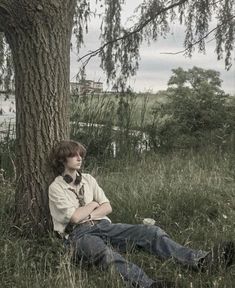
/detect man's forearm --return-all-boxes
[90,202,112,220]
[70,201,99,223]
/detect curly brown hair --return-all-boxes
[50,140,86,175]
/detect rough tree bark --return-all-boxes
[0,0,76,233]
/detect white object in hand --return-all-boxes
[143,218,156,225]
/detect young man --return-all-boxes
[49,140,234,288]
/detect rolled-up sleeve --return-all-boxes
[49,184,76,224]
[89,175,110,205]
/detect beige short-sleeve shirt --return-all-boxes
[49,173,111,233]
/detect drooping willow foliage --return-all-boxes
[0,0,234,91]
[99,0,234,87]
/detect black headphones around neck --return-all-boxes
[63,171,82,185]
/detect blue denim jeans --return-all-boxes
[68,220,208,288]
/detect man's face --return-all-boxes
[64,152,82,171]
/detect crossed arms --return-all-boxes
[70,201,112,223]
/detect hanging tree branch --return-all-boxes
[77,0,189,65]
[160,15,235,56]
[73,0,234,81]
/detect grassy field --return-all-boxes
[0,149,235,288]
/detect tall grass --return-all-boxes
[70,92,151,161]
[1,149,234,287]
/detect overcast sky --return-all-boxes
[70,0,235,95]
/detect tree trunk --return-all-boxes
[4,1,76,234]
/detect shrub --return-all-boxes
[147,67,235,151]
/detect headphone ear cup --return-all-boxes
[63,174,73,184]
